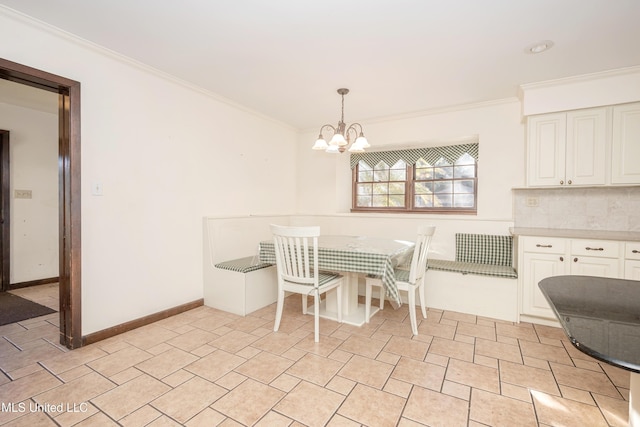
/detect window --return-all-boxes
[351,143,478,214]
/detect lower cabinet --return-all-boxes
[626,242,640,280]
[519,235,624,321]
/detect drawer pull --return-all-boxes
[536,244,553,248]
[559,256,564,262]
[633,250,640,254]
[585,247,604,251]
[574,257,578,262]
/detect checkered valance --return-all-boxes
[350,142,479,169]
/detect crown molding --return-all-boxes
[519,65,640,91]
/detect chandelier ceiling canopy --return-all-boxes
[312,88,370,154]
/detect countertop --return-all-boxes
[539,275,640,373]
[510,227,640,242]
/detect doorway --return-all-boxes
[0,58,81,349]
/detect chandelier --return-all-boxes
[312,88,370,154]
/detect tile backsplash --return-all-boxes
[513,186,640,231]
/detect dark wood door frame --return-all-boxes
[0,130,9,292]
[0,58,81,349]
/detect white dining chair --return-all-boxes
[270,224,343,342]
[365,225,436,335]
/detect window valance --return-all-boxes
[349,142,479,169]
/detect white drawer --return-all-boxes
[626,242,640,260]
[571,239,620,258]
[522,236,567,254]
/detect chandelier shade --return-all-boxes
[312,88,370,154]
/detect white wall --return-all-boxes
[1,10,298,334]
[0,100,59,283]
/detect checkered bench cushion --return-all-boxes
[214,256,273,273]
[455,233,513,266]
[428,259,517,278]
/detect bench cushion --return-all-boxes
[215,256,273,273]
[456,233,513,266]
[428,259,517,278]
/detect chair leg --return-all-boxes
[408,287,418,335]
[274,290,285,332]
[302,294,307,315]
[418,280,427,319]
[379,287,385,310]
[313,290,320,342]
[365,281,373,323]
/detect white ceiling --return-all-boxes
[2,0,640,130]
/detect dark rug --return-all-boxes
[0,292,56,326]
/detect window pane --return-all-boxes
[357,183,372,195]
[389,182,405,195]
[414,182,433,194]
[358,170,374,182]
[357,196,372,207]
[454,194,475,207]
[415,167,433,180]
[434,181,452,194]
[415,158,431,168]
[454,179,475,193]
[455,153,475,165]
[373,183,388,195]
[454,164,475,178]
[415,195,433,207]
[389,195,405,207]
[374,169,389,182]
[390,169,406,181]
[435,193,453,207]
[434,166,453,179]
[372,195,388,207]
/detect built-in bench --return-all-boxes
[204,255,277,316]
[423,233,518,322]
[428,233,517,278]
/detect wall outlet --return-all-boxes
[526,197,539,207]
[14,189,32,199]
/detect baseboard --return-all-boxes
[8,277,59,290]
[82,298,204,346]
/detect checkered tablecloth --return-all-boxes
[259,235,415,307]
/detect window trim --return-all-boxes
[350,143,478,214]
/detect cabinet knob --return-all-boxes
[574,257,578,262]
[560,256,564,262]
[568,180,572,184]
[560,180,564,185]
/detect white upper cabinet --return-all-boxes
[527,107,608,187]
[611,102,640,184]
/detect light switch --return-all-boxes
[91,183,103,196]
[15,189,32,199]
[526,197,539,207]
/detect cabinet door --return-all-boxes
[570,255,621,278]
[527,113,566,187]
[565,108,608,186]
[625,260,640,280]
[522,252,568,318]
[611,102,640,184]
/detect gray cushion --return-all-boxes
[215,256,273,273]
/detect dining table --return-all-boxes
[539,275,640,427]
[259,235,415,326]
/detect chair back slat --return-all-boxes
[408,225,436,284]
[271,225,320,288]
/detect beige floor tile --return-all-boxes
[446,359,500,393]
[184,408,226,427]
[337,335,386,359]
[0,342,64,373]
[135,347,199,379]
[534,323,568,341]
[417,320,456,339]
[150,376,226,424]
[275,380,344,427]
[500,360,560,395]
[391,356,445,391]
[443,311,477,324]
[592,393,629,427]
[52,402,100,426]
[226,315,273,333]
[469,388,537,427]
[235,351,294,384]
[550,362,622,398]
[34,371,115,407]
[39,345,108,375]
[285,352,343,386]
[376,319,415,338]
[212,378,285,426]
[382,336,428,360]
[120,404,163,426]
[532,390,609,427]
[403,385,468,426]
[162,368,195,388]
[601,363,631,389]
[216,371,247,390]
[87,346,152,378]
[338,354,393,389]
[560,384,596,405]
[429,336,474,362]
[501,382,533,403]
[252,332,304,355]
[254,410,294,426]
[326,375,356,395]
[337,383,406,427]
[475,338,522,364]
[164,328,218,352]
[519,340,573,365]
[91,374,171,421]
[456,321,496,341]
[2,410,63,426]
[293,334,343,357]
[377,350,402,365]
[442,379,471,400]
[184,349,245,382]
[495,323,539,342]
[0,370,62,405]
[121,325,179,350]
[326,414,361,426]
[110,366,145,385]
[270,372,300,393]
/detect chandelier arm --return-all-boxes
[317,124,337,138]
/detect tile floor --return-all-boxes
[0,284,631,426]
